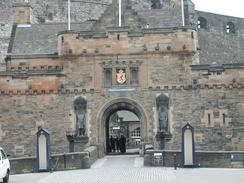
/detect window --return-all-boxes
[223,113,226,125]
[197,17,207,29]
[131,127,141,137]
[130,68,139,85]
[48,13,53,21]
[208,113,211,125]
[104,68,112,87]
[0,150,7,160]
[226,22,235,33]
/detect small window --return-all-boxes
[193,79,197,85]
[208,113,211,125]
[223,113,226,125]
[226,22,235,34]
[104,68,112,87]
[197,17,207,29]
[131,127,141,137]
[130,68,139,85]
[48,13,53,21]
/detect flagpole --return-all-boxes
[181,0,185,26]
[119,0,121,27]
[68,0,71,30]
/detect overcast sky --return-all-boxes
[191,0,244,18]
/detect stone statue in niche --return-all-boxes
[74,97,87,137]
[76,110,86,136]
[158,110,168,131]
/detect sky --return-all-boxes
[191,0,244,18]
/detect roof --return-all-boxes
[136,9,182,28]
[7,3,244,67]
[10,22,94,55]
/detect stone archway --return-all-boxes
[97,98,148,153]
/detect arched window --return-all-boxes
[74,97,87,136]
[197,17,207,29]
[226,22,235,34]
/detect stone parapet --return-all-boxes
[58,27,197,57]
[9,146,98,174]
[144,150,244,168]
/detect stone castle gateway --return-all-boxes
[0,0,244,164]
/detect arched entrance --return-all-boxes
[97,98,147,154]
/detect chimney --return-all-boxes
[13,2,32,24]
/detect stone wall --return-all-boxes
[196,11,244,65]
[58,29,197,57]
[145,150,244,168]
[1,84,244,157]
[5,0,112,24]
[9,146,98,174]
[1,24,244,157]
[0,23,11,70]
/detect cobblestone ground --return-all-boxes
[8,155,244,183]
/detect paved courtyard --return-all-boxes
[5,155,244,183]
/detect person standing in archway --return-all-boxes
[110,136,115,152]
[120,135,126,153]
[115,136,120,152]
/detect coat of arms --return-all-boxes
[116,69,126,84]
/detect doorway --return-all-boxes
[106,110,141,154]
[97,98,147,155]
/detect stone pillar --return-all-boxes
[13,2,32,24]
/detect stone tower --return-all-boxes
[13,2,32,24]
